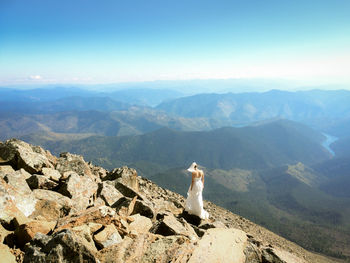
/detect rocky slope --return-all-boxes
[0,139,339,263]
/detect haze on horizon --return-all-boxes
[1,0,350,89]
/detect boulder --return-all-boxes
[56,205,118,232]
[24,229,98,263]
[0,139,54,174]
[32,189,73,217]
[244,242,262,263]
[0,243,16,263]
[115,181,144,200]
[0,177,36,223]
[56,152,97,182]
[41,167,61,182]
[3,169,32,194]
[26,174,58,190]
[0,193,29,230]
[2,169,38,219]
[98,233,194,263]
[71,224,99,253]
[93,224,123,249]
[188,228,248,263]
[151,213,198,241]
[133,198,155,219]
[152,198,183,216]
[191,225,206,238]
[0,165,15,177]
[29,199,63,221]
[94,196,107,207]
[113,197,155,219]
[14,219,56,248]
[128,214,152,234]
[105,166,139,192]
[89,164,107,180]
[262,247,306,263]
[97,181,124,207]
[58,171,98,212]
[87,222,104,233]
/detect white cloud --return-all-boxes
[29,75,42,80]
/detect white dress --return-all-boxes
[185,176,209,219]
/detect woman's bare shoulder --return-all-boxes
[194,169,204,177]
[192,170,201,177]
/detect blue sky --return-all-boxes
[1,0,350,86]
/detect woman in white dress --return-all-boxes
[184,162,209,219]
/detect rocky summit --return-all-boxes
[0,139,336,263]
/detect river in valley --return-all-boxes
[322,133,338,157]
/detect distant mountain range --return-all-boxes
[157,89,350,131]
[0,108,228,140]
[0,87,183,107]
[1,86,350,260]
[2,87,350,140]
[22,119,330,170]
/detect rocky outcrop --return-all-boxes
[0,139,334,263]
[23,229,98,263]
[0,139,55,174]
[58,171,98,212]
[97,181,124,207]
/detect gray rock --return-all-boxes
[115,181,144,200]
[151,213,198,240]
[58,171,98,212]
[98,233,194,263]
[3,169,32,195]
[26,174,58,190]
[0,175,37,218]
[190,224,206,238]
[29,198,63,221]
[0,139,54,174]
[32,189,73,217]
[24,229,98,263]
[56,205,117,232]
[97,182,124,207]
[41,167,61,182]
[71,224,98,253]
[0,165,15,178]
[261,247,305,263]
[113,197,155,219]
[93,224,122,249]
[0,179,29,229]
[14,219,56,248]
[244,243,261,263]
[128,214,153,234]
[56,152,98,182]
[89,164,108,180]
[133,198,155,219]
[262,247,285,263]
[104,166,139,192]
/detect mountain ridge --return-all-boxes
[28,119,329,170]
